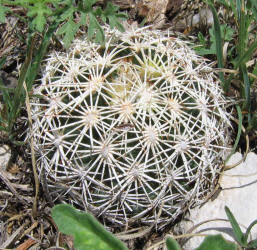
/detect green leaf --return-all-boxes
[225,105,242,164]
[225,206,245,246]
[195,46,216,56]
[57,18,79,48]
[83,0,98,11]
[101,2,127,31]
[0,4,10,23]
[58,2,76,21]
[196,235,237,250]
[242,219,257,245]
[197,32,207,46]
[248,239,257,248]
[207,1,225,88]
[222,25,235,41]
[235,42,257,69]
[241,64,251,123]
[166,237,181,250]
[51,204,128,250]
[26,1,53,32]
[0,57,6,69]
[108,15,125,32]
[88,12,104,43]
[0,78,12,108]
[26,21,60,91]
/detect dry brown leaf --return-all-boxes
[59,233,74,250]
[20,221,38,239]
[136,0,184,28]
[16,238,37,250]
[8,163,21,174]
[1,222,29,248]
[7,221,14,234]
[137,0,169,28]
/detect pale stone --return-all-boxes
[176,152,257,249]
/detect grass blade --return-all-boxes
[225,206,245,246]
[236,0,241,20]
[248,239,257,248]
[11,32,36,130]
[241,64,251,123]
[225,105,242,164]
[242,219,257,245]
[235,42,257,69]
[207,0,226,90]
[0,57,6,68]
[26,21,60,90]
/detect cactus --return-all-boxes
[30,26,232,229]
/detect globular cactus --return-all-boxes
[30,26,232,230]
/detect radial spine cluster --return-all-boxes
[31,26,232,229]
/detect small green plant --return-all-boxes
[52,204,257,249]
[195,24,235,56]
[0,0,127,46]
[224,206,257,248]
[167,206,257,250]
[167,235,237,250]
[0,0,126,142]
[197,0,257,133]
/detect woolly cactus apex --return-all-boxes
[30,26,232,230]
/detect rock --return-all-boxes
[176,152,257,249]
[0,144,11,171]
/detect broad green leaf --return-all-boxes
[222,25,235,41]
[196,235,237,250]
[52,204,127,250]
[225,206,245,245]
[166,237,181,250]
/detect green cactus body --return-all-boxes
[31,26,232,229]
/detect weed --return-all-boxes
[195,0,257,135]
[52,204,257,249]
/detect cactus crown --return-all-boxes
[31,26,232,229]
